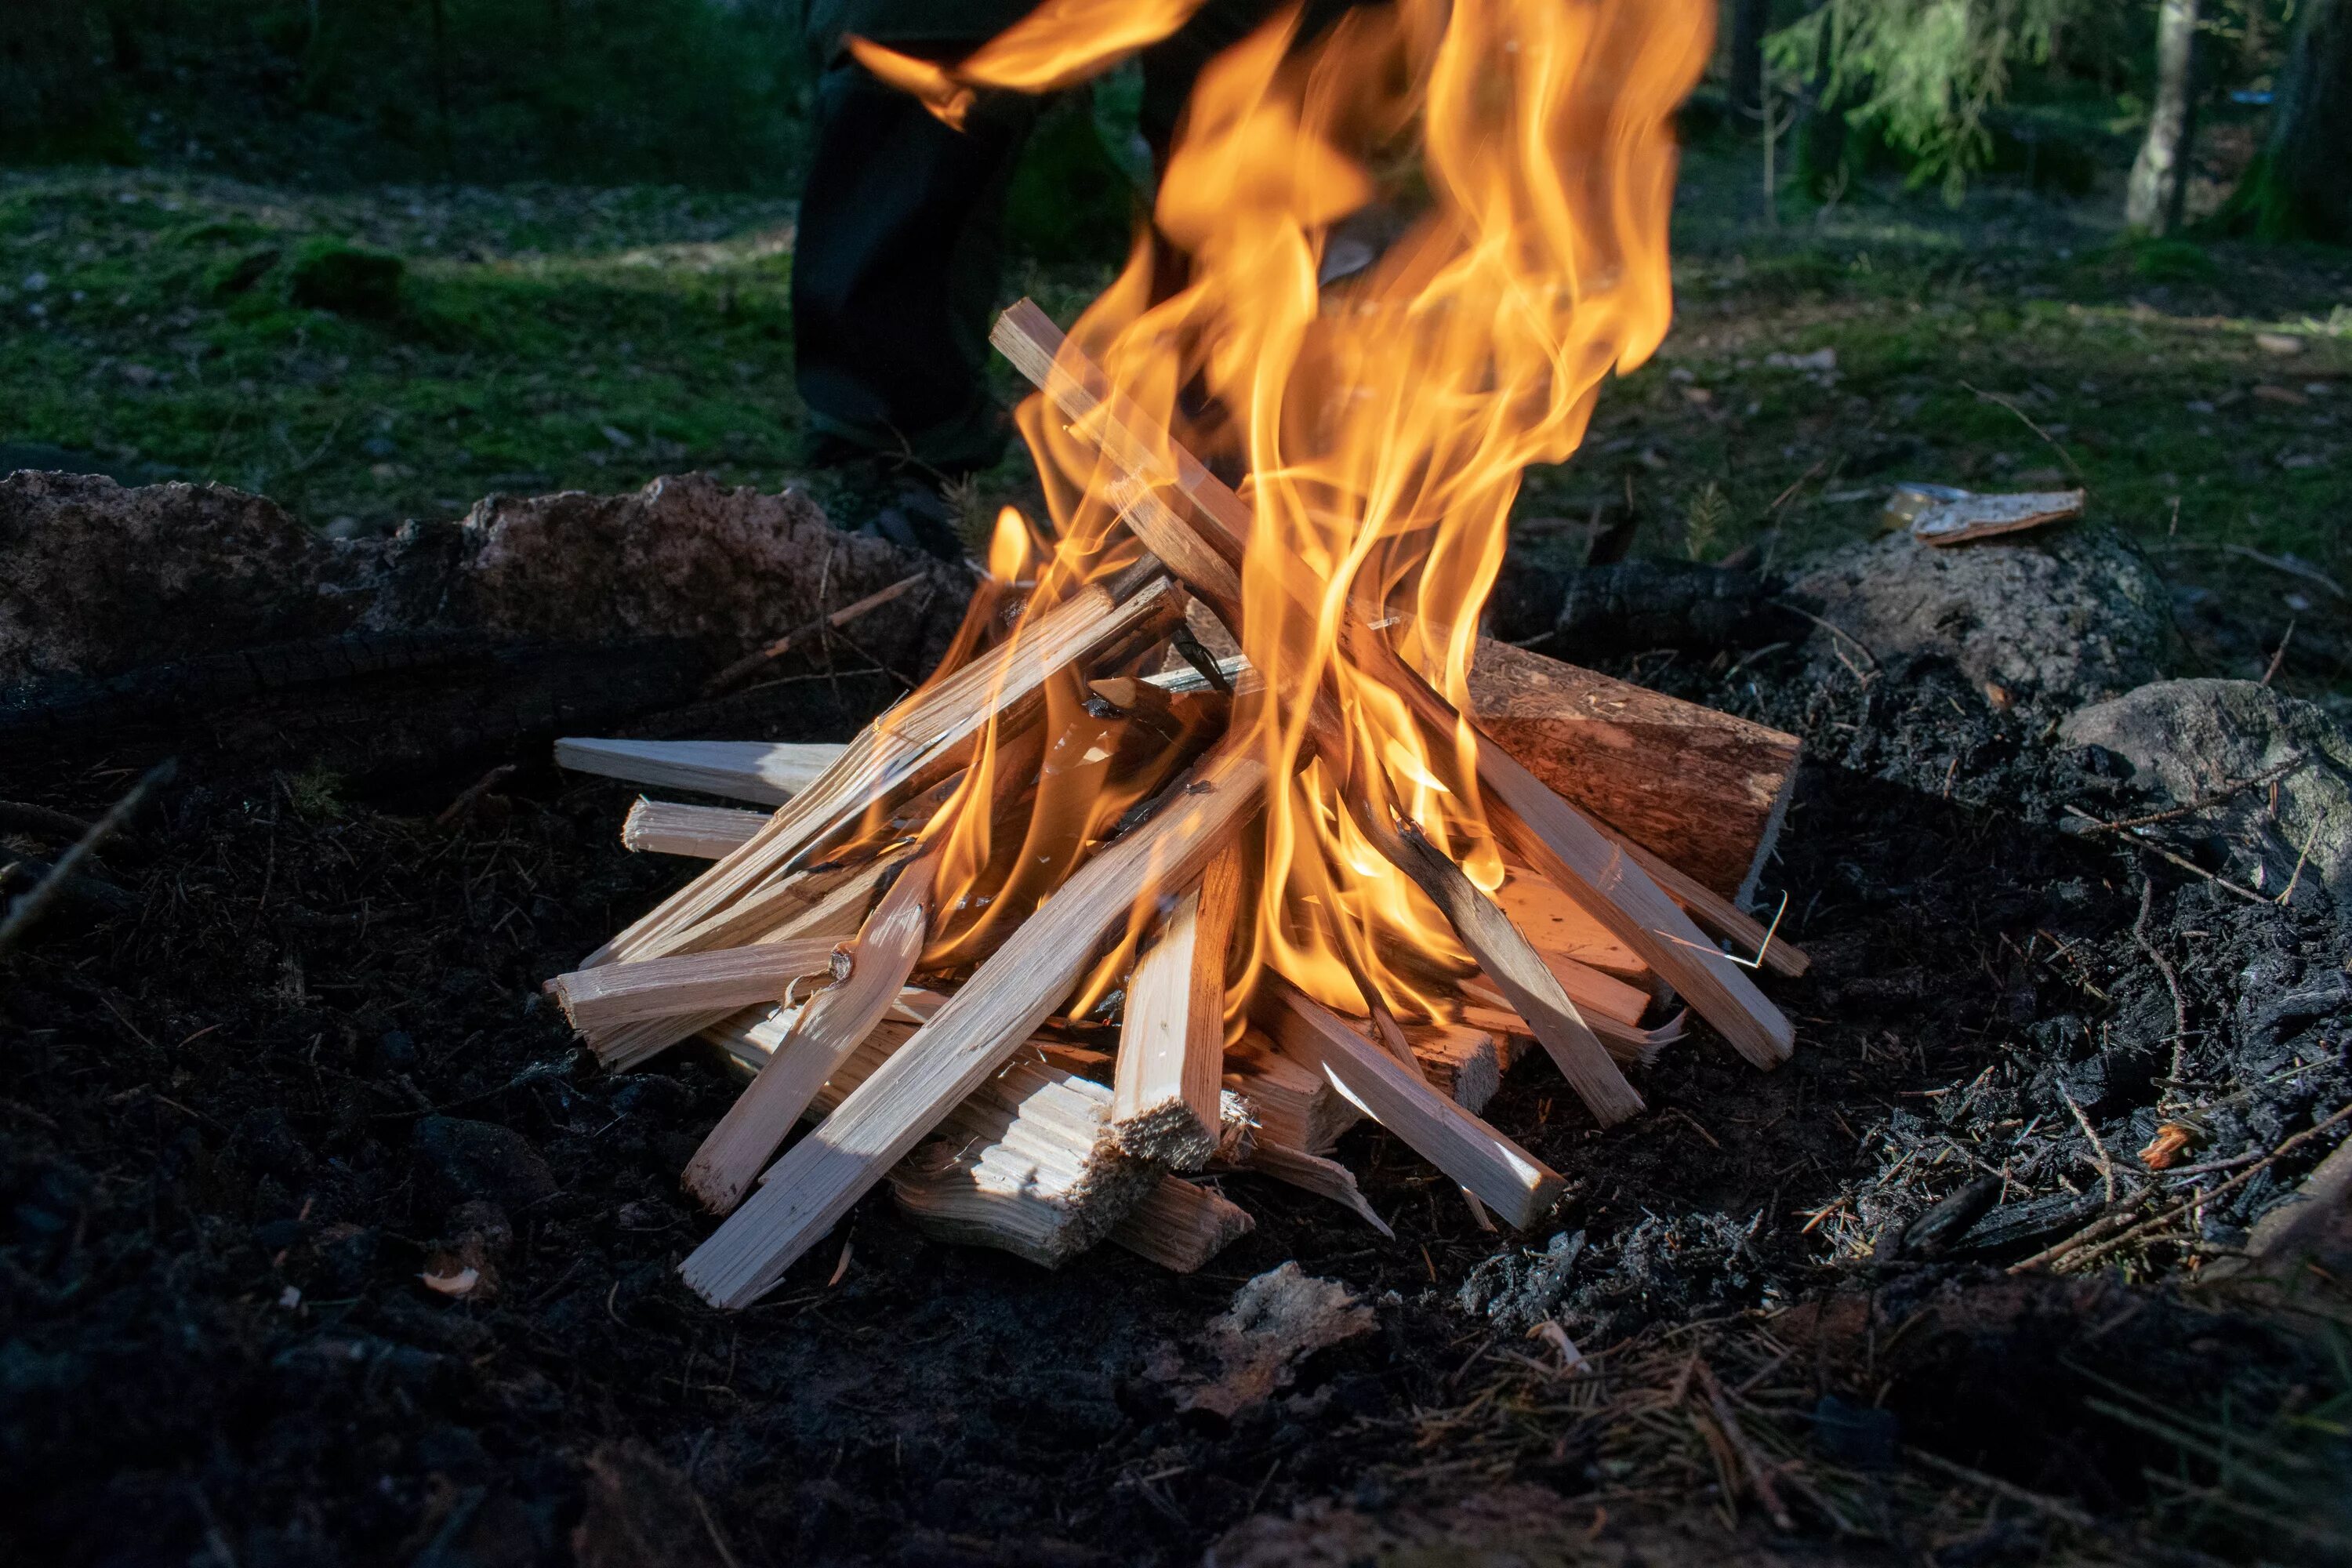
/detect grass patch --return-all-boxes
[4,157,2349,694]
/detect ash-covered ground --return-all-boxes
[3,482,2348,1567]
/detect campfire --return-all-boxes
[547,0,1808,1308]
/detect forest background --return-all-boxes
[3,0,2349,697]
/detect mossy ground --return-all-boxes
[3,143,2348,691]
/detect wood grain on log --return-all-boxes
[1465,638,1799,907]
[1107,1176,1257,1272]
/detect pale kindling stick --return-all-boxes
[1263,982,1565,1229]
[681,850,940,1214]
[681,742,1269,1307]
[549,938,847,1034]
[1110,841,1244,1167]
[582,573,1178,972]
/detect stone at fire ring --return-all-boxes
[2060,677,2352,908]
[1788,525,2176,705]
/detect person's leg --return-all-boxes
[793,49,1035,476]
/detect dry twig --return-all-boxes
[0,760,173,959]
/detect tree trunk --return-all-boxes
[1727,0,1770,128]
[2127,0,2200,233]
[2258,0,2352,243]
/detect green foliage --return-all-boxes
[1682,481,1734,561]
[1769,0,2083,199]
[69,0,808,190]
[2129,235,2220,281]
[286,239,405,318]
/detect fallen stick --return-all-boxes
[1109,1176,1257,1272]
[583,572,1178,971]
[550,938,848,1035]
[622,799,769,858]
[0,759,172,959]
[556,738,843,806]
[682,851,938,1213]
[681,742,1267,1306]
[1111,843,1243,1168]
[700,570,931,697]
[1263,982,1563,1229]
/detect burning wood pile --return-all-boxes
[546,0,1809,1307]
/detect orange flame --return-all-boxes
[877,0,1705,1025]
[850,0,1214,129]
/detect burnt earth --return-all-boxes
[3,565,2348,1565]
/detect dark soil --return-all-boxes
[3,564,2348,1566]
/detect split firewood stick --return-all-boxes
[1110,1176,1257,1272]
[701,570,931,698]
[680,742,1269,1307]
[1461,994,1685,1069]
[1223,1032,1362,1155]
[682,851,940,1214]
[1490,863,1646,980]
[734,1016,1174,1270]
[1351,628,1795,1071]
[556,739,843,806]
[1366,809,1642,1126]
[0,758,172,959]
[1111,842,1244,1168]
[550,938,848,1035]
[1599,828,1809,978]
[1087,676,1229,746]
[993,300,1793,1069]
[585,849,910,1070]
[1400,1022,1501,1114]
[622,799,770,858]
[1519,949,1649,1027]
[1263,982,1563,1229]
[1225,1139,1395,1237]
[581,572,1179,971]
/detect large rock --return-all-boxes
[0,470,960,686]
[1788,526,2176,705]
[2060,677,2352,906]
[0,473,343,683]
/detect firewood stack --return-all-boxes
[545,305,1809,1309]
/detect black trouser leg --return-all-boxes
[792,56,1033,474]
